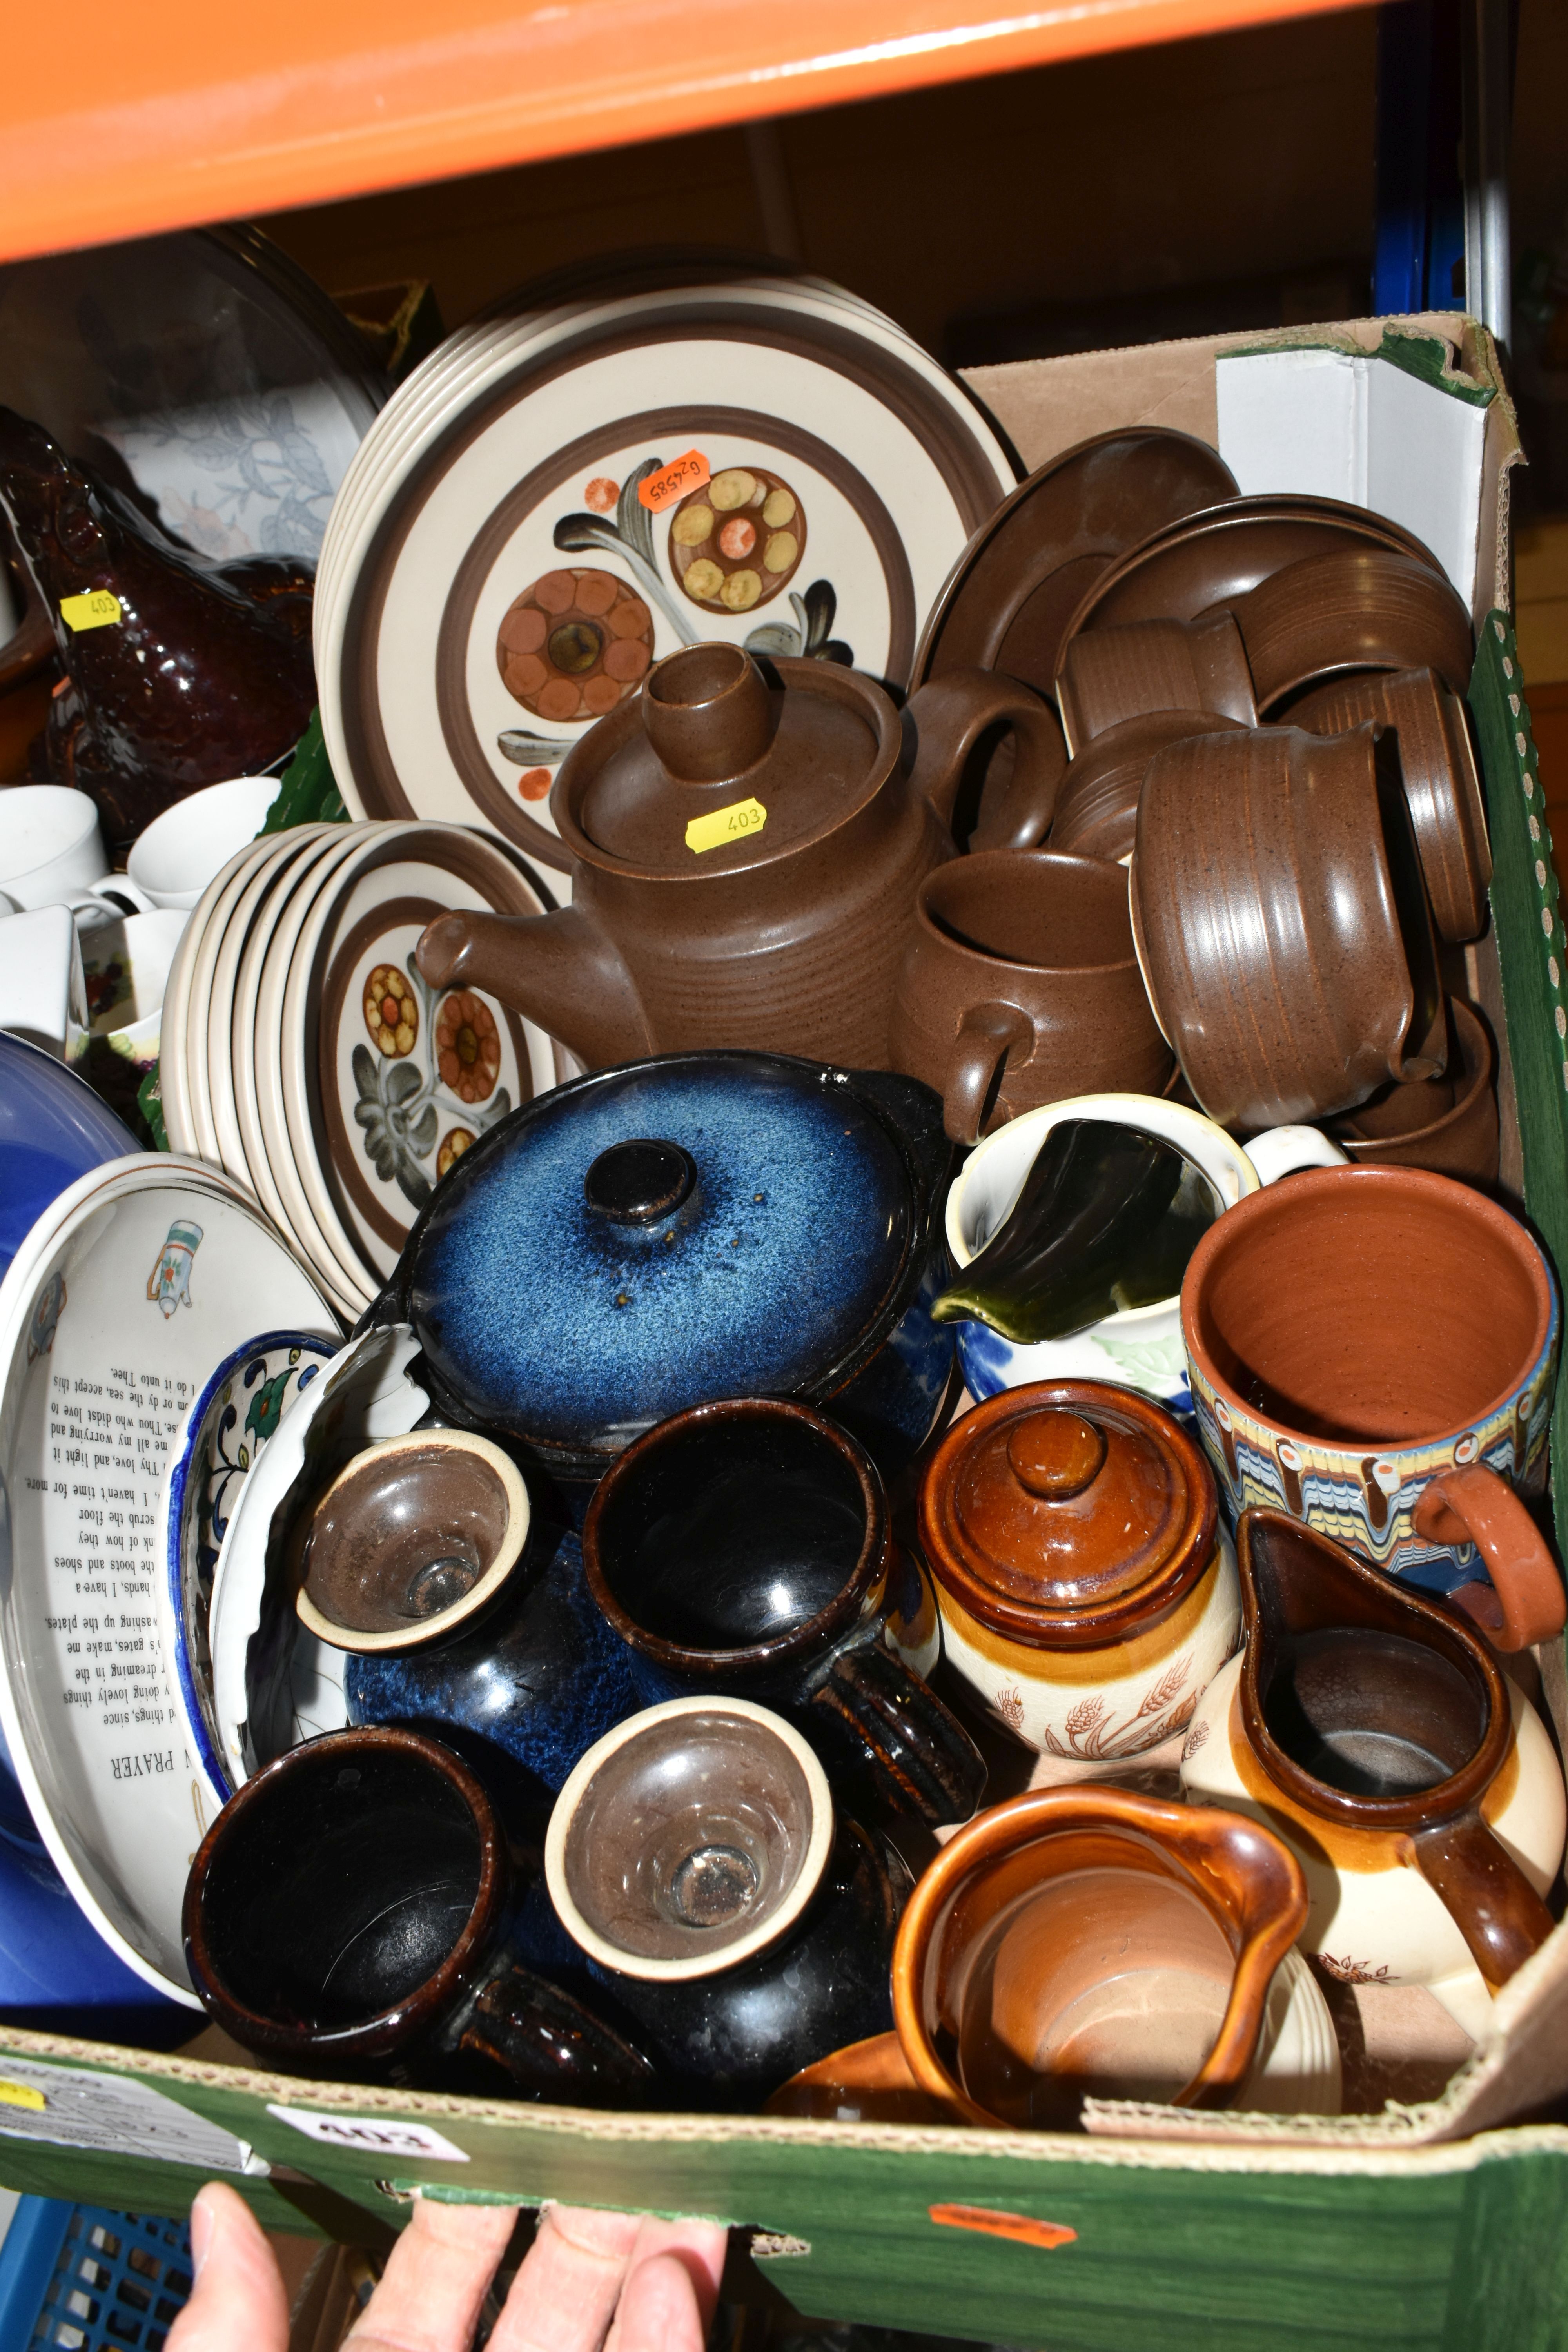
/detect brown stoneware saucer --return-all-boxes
[1285,666,1492,942]
[1060,495,1448,641]
[295,1430,530,1653]
[889,1785,1307,2127]
[1232,548,1474,710]
[890,849,1172,1143]
[1054,613,1257,756]
[1049,710,1248,863]
[1330,996,1499,1185]
[1132,722,1446,1129]
[910,428,1239,694]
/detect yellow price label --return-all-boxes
[60,590,123,632]
[0,2080,46,2112]
[685,797,768,856]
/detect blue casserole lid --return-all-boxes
[384,1053,946,1467]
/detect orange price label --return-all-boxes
[638,450,710,514]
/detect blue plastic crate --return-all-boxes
[0,2200,193,2351]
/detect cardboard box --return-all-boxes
[3,313,1568,2352]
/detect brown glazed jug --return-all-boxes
[1181,1509,1563,2035]
[416,641,1065,1070]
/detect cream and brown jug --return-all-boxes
[414,642,1065,1069]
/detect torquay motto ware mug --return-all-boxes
[582,1396,985,1826]
[1181,1510,1565,2042]
[182,1726,657,2101]
[1180,1165,1565,1650]
[889,1784,1308,2128]
[916,1380,1238,1763]
[944,1093,1345,1408]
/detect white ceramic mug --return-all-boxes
[944,1093,1347,1410]
[0,903,88,1061]
[79,909,190,1070]
[0,786,155,922]
[126,775,281,911]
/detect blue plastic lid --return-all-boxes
[405,1056,916,1455]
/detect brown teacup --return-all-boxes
[1132,722,1445,1129]
[1180,1165,1564,1650]
[1232,547,1474,711]
[1049,710,1248,864]
[1054,613,1257,755]
[890,849,1173,1145]
[889,1786,1308,2128]
[1330,997,1499,1186]
[1285,667,1492,943]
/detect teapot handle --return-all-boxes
[1408,1808,1555,1991]
[811,1644,986,1828]
[1411,1465,1566,1651]
[903,669,1065,848]
[941,1001,1034,1147]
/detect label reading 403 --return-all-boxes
[685,797,769,855]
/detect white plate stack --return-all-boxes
[159,818,558,1320]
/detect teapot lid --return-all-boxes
[917,1381,1217,1650]
[560,642,898,875]
[395,1053,942,1466]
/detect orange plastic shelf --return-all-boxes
[0,0,1358,265]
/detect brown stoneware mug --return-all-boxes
[1049,709,1248,863]
[1180,1165,1564,1650]
[1181,1510,1564,2040]
[581,1396,986,1827]
[182,1726,659,2102]
[889,1786,1308,2127]
[1132,721,1446,1129]
[1285,665,1492,944]
[890,849,1173,1145]
[1054,613,1258,754]
[1329,996,1499,1186]
[1232,547,1474,710]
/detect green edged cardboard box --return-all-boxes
[3,312,1568,2352]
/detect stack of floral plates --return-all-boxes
[0,1152,340,2002]
[158,818,558,1319]
[314,261,1019,878]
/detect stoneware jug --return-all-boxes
[415,641,1064,1070]
[1180,1509,1565,2042]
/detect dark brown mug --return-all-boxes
[890,849,1173,1145]
[1330,996,1499,1186]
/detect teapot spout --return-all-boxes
[416,906,654,1071]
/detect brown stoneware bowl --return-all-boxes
[1054,613,1257,755]
[1049,710,1248,863]
[911,428,1239,693]
[296,1430,530,1652]
[1061,495,1448,639]
[890,849,1173,1144]
[1232,548,1474,710]
[1131,722,1446,1129]
[1285,667,1492,942]
[889,1785,1308,2128]
[1330,997,1499,1185]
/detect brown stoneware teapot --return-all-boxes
[416,641,1064,1070]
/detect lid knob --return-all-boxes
[1005,1411,1108,1502]
[642,643,775,784]
[584,1139,696,1226]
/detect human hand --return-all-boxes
[165,2178,728,2352]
